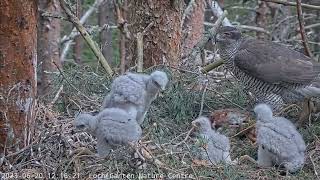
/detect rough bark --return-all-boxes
[73,0,82,64]
[182,0,205,58]
[99,0,115,66]
[0,0,37,153]
[127,0,183,68]
[256,1,269,40]
[38,0,61,97]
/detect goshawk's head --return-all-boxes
[215,26,242,47]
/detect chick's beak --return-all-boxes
[191,121,198,128]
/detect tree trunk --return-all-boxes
[38,0,61,97]
[0,0,37,153]
[99,0,115,66]
[74,0,82,64]
[182,0,205,59]
[127,0,183,68]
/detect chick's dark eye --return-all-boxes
[76,124,86,129]
[153,80,161,89]
[224,32,231,36]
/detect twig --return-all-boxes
[135,22,154,73]
[185,10,228,61]
[173,127,195,147]
[59,0,113,76]
[162,128,195,146]
[41,11,68,21]
[202,146,216,165]
[63,148,93,175]
[238,25,271,35]
[309,150,320,180]
[201,58,224,73]
[199,82,208,116]
[238,155,257,165]
[120,33,126,74]
[129,142,181,173]
[136,32,143,72]
[52,61,95,102]
[231,123,256,138]
[61,24,118,44]
[206,87,246,110]
[207,0,232,26]
[60,0,105,62]
[49,85,64,106]
[261,0,320,10]
[296,0,313,58]
[204,22,271,35]
[305,23,320,30]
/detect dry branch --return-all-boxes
[201,58,224,73]
[59,0,113,76]
[207,0,232,26]
[61,25,118,44]
[261,0,320,10]
[186,10,228,61]
[305,23,320,30]
[114,1,128,74]
[136,33,143,72]
[136,23,154,73]
[173,127,195,147]
[237,25,271,35]
[60,0,105,62]
[296,0,313,58]
[204,22,271,35]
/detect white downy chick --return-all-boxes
[192,116,233,165]
[95,108,142,157]
[74,108,142,157]
[74,113,98,136]
[101,70,168,124]
[254,104,306,173]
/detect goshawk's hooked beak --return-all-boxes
[214,33,223,43]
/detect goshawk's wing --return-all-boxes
[234,38,320,85]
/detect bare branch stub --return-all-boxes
[185,10,228,63]
[114,0,128,74]
[201,58,224,73]
[296,0,313,58]
[136,32,143,73]
[261,0,320,10]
